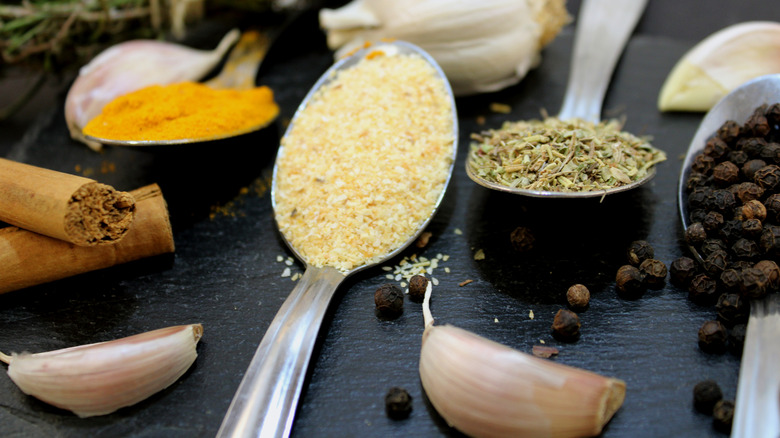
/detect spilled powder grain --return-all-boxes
[274,51,454,272]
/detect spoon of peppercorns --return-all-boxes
[678,73,780,438]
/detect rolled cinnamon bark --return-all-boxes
[0,158,135,246]
[0,184,175,295]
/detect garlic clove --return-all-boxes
[320,0,570,97]
[419,283,625,438]
[1,324,203,418]
[658,21,780,112]
[64,29,240,150]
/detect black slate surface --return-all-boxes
[1,1,779,437]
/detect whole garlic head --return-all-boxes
[319,0,570,96]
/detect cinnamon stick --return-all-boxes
[0,158,135,246]
[0,184,175,295]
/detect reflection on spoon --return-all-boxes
[466,0,663,198]
[215,40,458,438]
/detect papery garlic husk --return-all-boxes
[1,324,203,418]
[319,0,570,97]
[419,284,625,438]
[658,21,780,112]
[64,29,240,150]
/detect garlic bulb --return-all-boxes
[64,29,240,150]
[658,21,780,112]
[1,324,203,418]
[319,0,570,96]
[419,283,625,438]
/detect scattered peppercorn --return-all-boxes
[731,238,760,260]
[712,400,735,434]
[615,265,646,298]
[509,226,535,252]
[670,256,698,286]
[689,273,719,305]
[626,240,654,266]
[384,387,412,420]
[715,293,748,327]
[566,284,590,310]
[551,308,581,342]
[754,259,780,290]
[703,249,728,277]
[374,283,404,316]
[740,267,768,299]
[639,259,667,288]
[698,320,728,353]
[718,269,743,294]
[408,274,428,303]
[693,380,723,414]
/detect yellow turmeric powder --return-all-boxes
[83,81,279,142]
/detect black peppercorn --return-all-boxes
[700,239,727,257]
[689,186,713,209]
[374,283,404,316]
[718,268,743,294]
[639,259,667,288]
[626,240,654,266]
[689,273,719,305]
[718,220,743,244]
[693,380,723,414]
[692,153,716,175]
[615,265,645,298]
[551,308,581,341]
[741,218,763,239]
[728,324,747,355]
[746,104,771,137]
[708,189,737,213]
[760,225,780,256]
[712,161,740,186]
[702,249,728,276]
[566,284,590,310]
[764,193,780,222]
[704,136,730,159]
[408,275,428,303]
[731,181,765,204]
[670,256,698,287]
[740,267,768,299]
[698,320,728,353]
[737,136,766,157]
[731,260,754,271]
[754,259,780,291]
[712,400,735,434]
[767,103,780,126]
[685,222,707,246]
[690,209,709,224]
[509,226,535,252]
[760,142,780,164]
[754,164,780,191]
[727,149,749,167]
[384,387,412,420]
[702,211,725,234]
[731,238,760,260]
[686,172,710,191]
[741,199,767,222]
[715,293,748,327]
[717,120,741,144]
[741,158,767,180]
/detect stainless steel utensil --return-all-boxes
[216,40,458,438]
[677,73,780,438]
[466,0,654,198]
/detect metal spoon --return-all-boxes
[83,30,275,146]
[215,41,458,438]
[677,73,780,438]
[466,0,653,198]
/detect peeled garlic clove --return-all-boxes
[64,29,240,150]
[319,0,570,96]
[419,283,625,438]
[1,324,203,418]
[658,21,780,112]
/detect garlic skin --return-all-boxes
[319,0,570,97]
[658,21,780,112]
[1,324,203,418]
[419,284,625,438]
[64,29,240,150]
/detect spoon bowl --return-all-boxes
[465,0,658,198]
[677,73,780,438]
[83,30,276,147]
[215,40,458,438]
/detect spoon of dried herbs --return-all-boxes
[466,0,666,198]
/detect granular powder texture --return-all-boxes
[274,49,454,272]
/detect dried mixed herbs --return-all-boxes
[468,117,666,192]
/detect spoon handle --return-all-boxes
[731,293,780,438]
[557,0,648,123]
[216,266,346,438]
